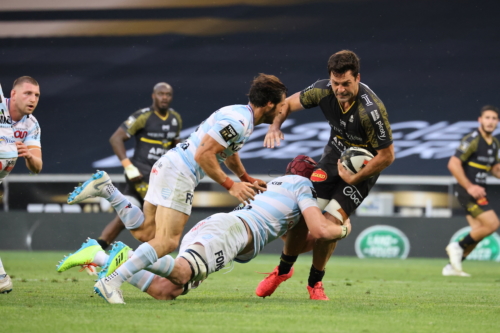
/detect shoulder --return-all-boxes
[217,105,251,127]
[131,107,153,118]
[300,79,334,108]
[358,83,386,112]
[169,108,181,119]
[493,137,500,148]
[461,130,480,143]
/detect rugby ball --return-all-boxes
[341,147,374,174]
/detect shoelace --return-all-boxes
[79,263,98,273]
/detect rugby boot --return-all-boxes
[56,238,102,276]
[98,241,131,279]
[442,263,471,277]
[255,266,294,297]
[446,242,464,272]
[307,282,329,301]
[67,170,114,204]
[94,272,125,304]
[0,274,13,294]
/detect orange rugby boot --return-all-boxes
[255,266,294,298]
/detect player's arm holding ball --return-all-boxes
[109,126,142,182]
[338,145,394,185]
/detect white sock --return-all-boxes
[107,189,144,230]
[92,250,134,267]
[127,270,155,292]
[0,257,6,275]
[114,243,158,286]
[145,255,175,277]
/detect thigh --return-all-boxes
[310,153,341,200]
[474,210,500,229]
[154,205,190,242]
[455,185,493,218]
[0,158,17,184]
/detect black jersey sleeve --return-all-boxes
[454,132,479,162]
[493,137,500,165]
[299,79,334,109]
[169,109,183,140]
[359,100,393,150]
[120,108,151,136]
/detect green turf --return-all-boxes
[1,251,499,333]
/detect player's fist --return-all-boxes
[467,184,486,200]
[124,163,142,182]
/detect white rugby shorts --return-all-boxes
[144,152,195,215]
[179,213,249,275]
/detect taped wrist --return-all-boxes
[124,163,141,179]
[239,172,255,183]
[340,226,348,239]
[220,177,235,190]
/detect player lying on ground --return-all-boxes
[57,155,351,303]
[444,105,500,277]
[260,50,395,300]
[65,74,286,286]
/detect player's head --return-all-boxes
[11,76,40,117]
[285,155,317,178]
[248,73,287,125]
[327,50,360,103]
[478,105,499,134]
[152,82,173,112]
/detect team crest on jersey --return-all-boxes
[124,116,136,128]
[172,118,178,126]
[459,141,470,153]
[220,124,237,142]
[361,94,373,106]
[349,115,354,123]
[310,169,327,182]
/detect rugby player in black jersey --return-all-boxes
[96,82,182,250]
[256,50,395,300]
[445,105,500,276]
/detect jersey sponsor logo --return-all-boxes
[172,118,178,126]
[311,169,327,182]
[180,142,190,150]
[477,197,489,206]
[270,181,282,185]
[0,136,16,145]
[124,116,136,128]
[343,185,363,206]
[152,167,159,175]
[229,141,243,152]
[349,115,354,123]
[375,120,387,140]
[488,149,493,155]
[370,109,380,121]
[361,94,373,106]
[219,124,237,142]
[233,203,252,211]
[340,120,347,128]
[0,108,12,125]
[214,250,225,271]
[162,125,170,131]
[346,132,363,142]
[14,130,27,139]
[459,141,470,152]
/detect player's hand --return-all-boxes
[342,218,352,237]
[467,184,486,199]
[229,182,256,204]
[263,126,284,148]
[251,179,267,194]
[15,141,32,159]
[124,163,143,182]
[337,160,358,185]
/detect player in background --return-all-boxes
[259,50,395,300]
[95,82,182,250]
[63,74,287,301]
[444,105,500,276]
[57,156,352,303]
[0,76,43,294]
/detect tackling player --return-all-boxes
[95,82,182,250]
[0,76,43,294]
[63,74,287,302]
[259,50,395,300]
[444,105,500,276]
[57,155,352,303]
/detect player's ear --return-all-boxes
[356,73,361,82]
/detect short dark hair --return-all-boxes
[248,73,287,107]
[13,76,39,89]
[480,105,499,116]
[327,50,360,77]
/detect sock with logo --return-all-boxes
[308,265,325,288]
[113,243,158,286]
[458,233,478,250]
[0,257,6,275]
[107,190,144,230]
[127,270,155,292]
[278,252,297,275]
[144,255,175,278]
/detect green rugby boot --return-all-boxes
[56,238,102,275]
[98,242,131,279]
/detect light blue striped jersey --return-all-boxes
[0,85,17,159]
[173,104,254,184]
[230,174,319,261]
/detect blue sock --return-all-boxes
[145,255,175,277]
[116,243,158,283]
[127,270,155,292]
[108,189,144,229]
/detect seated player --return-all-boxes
[57,155,351,303]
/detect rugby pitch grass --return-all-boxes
[1,251,499,333]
